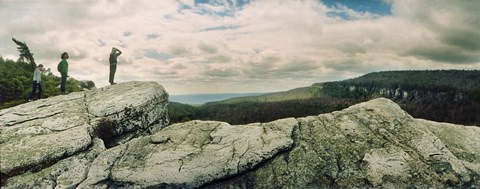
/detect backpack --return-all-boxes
[57,62,61,72]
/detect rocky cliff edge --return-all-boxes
[1,81,479,188]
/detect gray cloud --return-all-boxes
[275,59,319,75]
[203,68,240,78]
[322,57,394,74]
[201,25,240,32]
[240,57,319,80]
[335,42,367,55]
[404,46,479,64]
[392,0,480,64]
[147,34,160,40]
[144,49,172,61]
[172,63,187,70]
[324,58,363,71]
[123,32,133,37]
[150,69,178,79]
[198,42,218,54]
[441,30,480,52]
[97,39,106,47]
[168,46,190,57]
[208,54,232,63]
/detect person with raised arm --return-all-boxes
[109,47,122,85]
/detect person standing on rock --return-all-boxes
[109,47,122,85]
[29,64,45,101]
[58,52,69,95]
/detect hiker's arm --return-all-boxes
[116,48,122,56]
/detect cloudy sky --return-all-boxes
[1,0,479,95]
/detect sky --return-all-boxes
[1,0,479,95]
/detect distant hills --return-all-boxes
[169,70,480,126]
[170,93,262,105]
[211,70,480,104]
[205,86,312,104]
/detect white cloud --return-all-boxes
[1,0,478,94]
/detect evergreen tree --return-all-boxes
[12,38,36,71]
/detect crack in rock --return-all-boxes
[103,118,296,188]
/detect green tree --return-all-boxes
[12,38,36,71]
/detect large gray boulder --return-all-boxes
[1,80,479,189]
[205,98,480,188]
[0,81,169,188]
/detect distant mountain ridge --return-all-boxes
[170,93,262,105]
[207,86,312,104]
[341,70,480,91]
[214,70,480,104]
[315,70,480,100]
[313,70,480,125]
[169,70,480,126]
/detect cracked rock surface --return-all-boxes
[204,98,480,189]
[2,82,480,189]
[95,119,296,188]
[0,81,169,188]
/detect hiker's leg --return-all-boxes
[29,81,37,100]
[61,72,67,94]
[109,65,117,84]
[37,82,42,99]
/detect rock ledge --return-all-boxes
[1,83,479,188]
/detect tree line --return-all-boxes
[169,97,363,125]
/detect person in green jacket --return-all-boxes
[58,52,69,94]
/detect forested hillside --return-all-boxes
[169,70,480,126]
[314,70,480,125]
[316,70,480,100]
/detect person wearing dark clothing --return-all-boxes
[58,52,69,94]
[109,47,122,85]
[29,64,45,101]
